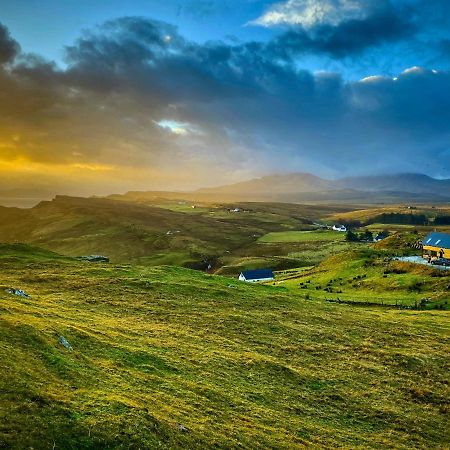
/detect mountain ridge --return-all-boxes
[195,172,450,202]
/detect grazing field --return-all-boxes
[259,230,344,243]
[278,248,450,309]
[0,244,449,449]
[214,230,354,275]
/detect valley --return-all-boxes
[0,193,449,448]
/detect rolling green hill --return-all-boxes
[0,244,449,449]
[0,196,353,269]
[279,248,450,309]
[327,205,450,229]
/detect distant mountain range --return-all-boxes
[0,173,449,208]
[196,173,450,203]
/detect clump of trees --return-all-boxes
[434,215,450,225]
[366,213,428,225]
[337,212,450,227]
[346,230,374,242]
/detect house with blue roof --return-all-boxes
[422,232,450,259]
[239,269,274,283]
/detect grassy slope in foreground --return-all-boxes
[0,245,449,449]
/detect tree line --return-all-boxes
[339,213,450,228]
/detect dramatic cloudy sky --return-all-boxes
[0,0,449,199]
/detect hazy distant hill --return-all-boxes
[197,173,330,195]
[335,173,450,194]
[196,173,450,203]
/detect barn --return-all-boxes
[422,232,450,259]
[239,269,274,283]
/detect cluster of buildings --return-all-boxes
[238,232,450,283]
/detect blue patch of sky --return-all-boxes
[1,0,450,80]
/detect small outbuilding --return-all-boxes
[422,232,450,259]
[374,231,389,242]
[239,269,274,283]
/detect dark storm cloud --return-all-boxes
[278,10,412,58]
[0,17,449,184]
[261,1,416,58]
[0,22,20,64]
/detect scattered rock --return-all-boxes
[58,336,73,351]
[80,255,109,263]
[5,288,30,298]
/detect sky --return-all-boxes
[0,0,450,199]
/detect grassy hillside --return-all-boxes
[0,197,288,265]
[216,229,353,275]
[258,230,345,243]
[278,246,450,309]
[0,244,449,449]
[0,196,354,270]
[327,205,450,229]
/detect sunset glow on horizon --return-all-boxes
[0,0,449,201]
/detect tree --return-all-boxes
[346,230,359,242]
[361,230,373,242]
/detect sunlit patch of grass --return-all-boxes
[0,244,449,448]
[258,230,344,243]
[283,247,450,309]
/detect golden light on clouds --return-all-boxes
[0,157,116,174]
[0,13,448,206]
[0,152,221,199]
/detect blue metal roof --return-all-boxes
[422,232,450,249]
[241,269,274,280]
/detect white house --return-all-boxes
[332,224,347,232]
[239,269,274,282]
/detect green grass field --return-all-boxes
[1,198,450,448]
[278,248,450,309]
[213,230,352,275]
[259,230,344,243]
[0,244,449,449]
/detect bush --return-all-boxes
[345,230,359,242]
[365,213,428,225]
[434,215,450,225]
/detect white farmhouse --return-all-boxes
[239,269,274,283]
